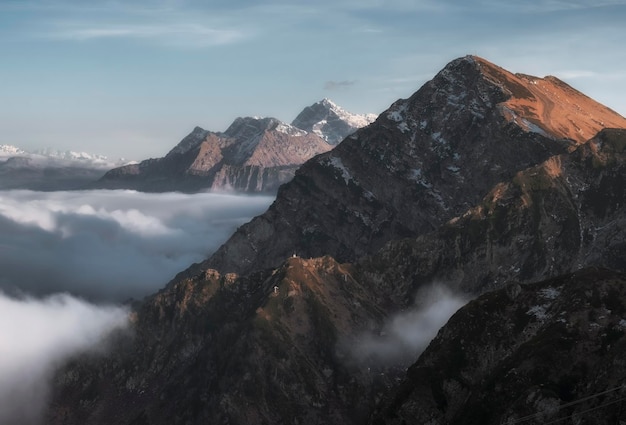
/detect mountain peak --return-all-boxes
[291,98,377,145]
[401,55,626,145]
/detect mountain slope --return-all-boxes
[369,267,626,425]
[200,55,626,276]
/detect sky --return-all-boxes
[1,0,626,160]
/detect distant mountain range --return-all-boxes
[48,56,626,424]
[93,99,377,193]
[0,145,132,190]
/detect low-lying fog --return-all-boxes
[0,189,274,424]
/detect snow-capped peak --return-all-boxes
[291,99,377,145]
[0,144,131,168]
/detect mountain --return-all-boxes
[94,100,375,193]
[199,55,626,277]
[47,56,626,424]
[0,145,131,190]
[291,98,377,145]
[47,128,626,425]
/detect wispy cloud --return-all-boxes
[7,1,249,48]
[347,284,468,366]
[478,0,626,13]
[324,80,356,90]
[49,22,245,47]
[557,70,626,80]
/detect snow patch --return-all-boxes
[276,123,308,137]
[539,287,561,300]
[527,305,549,321]
[431,132,447,145]
[499,105,550,137]
[328,156,352,185]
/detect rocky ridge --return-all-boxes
[291,98,377,145]
[94,100,375,193]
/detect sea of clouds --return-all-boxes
[0,189,274,301]
[0,189,274,424]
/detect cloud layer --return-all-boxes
[0,292,128,425]
[0,189,274,301]
[350,284,468,365]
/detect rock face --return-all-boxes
[291,98,377,145]
[94,100,375,193]
[369,267,626,425]
[95,118,332,193]
[201,56,626,276]
[47,56,626,425]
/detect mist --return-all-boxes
[0,189,274,301]
[0,291,129,425]
[351,284,468,366]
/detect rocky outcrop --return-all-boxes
[369,267,626,425]
[201,56,626,276]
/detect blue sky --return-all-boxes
[1,0,625,159]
